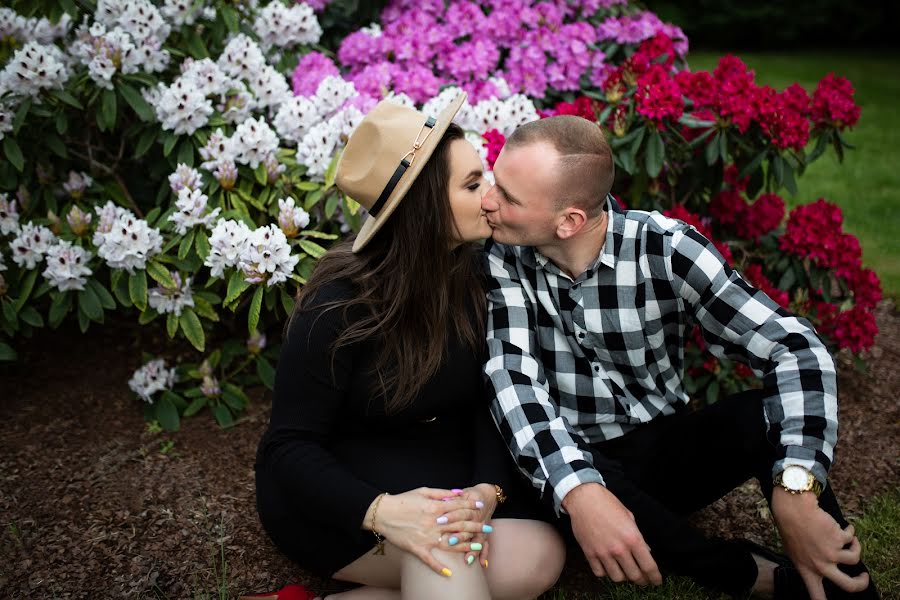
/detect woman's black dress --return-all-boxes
[254,280,539,576]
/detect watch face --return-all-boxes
[783,466,811,490]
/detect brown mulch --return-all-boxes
[1,302,898,600]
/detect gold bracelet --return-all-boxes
[494,484,507,505]
[370,492,389,556]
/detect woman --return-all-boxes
[249,95,565,600]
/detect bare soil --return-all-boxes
[1,302,898,599]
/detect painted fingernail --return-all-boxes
[483,559,489,568]
[470,542,483,551]
[441,497,452,501]
[436,516,449,524]
[448,536,459,546]
[482,524,493,533]
[451,488,463,494]
[467,555,475,565]
[441,568,452,577]
[475,501,484,509]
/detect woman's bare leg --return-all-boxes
[325,587,400,600]
[483,519,566,600]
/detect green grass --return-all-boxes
[542,486,900,599]
[686,51,900,299]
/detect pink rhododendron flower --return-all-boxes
[811,73,861,130]
[634,64,683,126]
[735,192,784,240]
[482,129,506,170]
[291,51,339,97]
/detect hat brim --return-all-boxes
[350,93,467,253]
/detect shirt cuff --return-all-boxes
[773,446,829,488]
[549,461,606,516]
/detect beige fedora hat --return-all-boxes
[335,93,467,253]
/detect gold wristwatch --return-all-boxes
[773,466,824,497]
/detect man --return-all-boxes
[481,115,877,599]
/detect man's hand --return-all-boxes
[772,487,870,600]
[563,483,662,586]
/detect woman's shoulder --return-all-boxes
[302,277,359,308]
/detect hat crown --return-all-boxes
[335,102,431,211]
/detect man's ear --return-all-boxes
[556,207,587,240]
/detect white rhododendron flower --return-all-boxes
[9,223,57,269]
[253,1,322,52]
[0,193,19,235]
[276,197,310,238]
[233,116,279,169]
[42,240,93,291]
[128,358,177,403]
[0,106,13,141]
[168,187,221,235]
[273,95,319,143]
[248,65,291,110]
[93,205,163,273]
[218,84,255,125]
[0,8,71,44]
[148,271,195,316]
[0,41,69,99]
[314,76,356,116]
[205,218,251,278]
[168,163,203,194]
[161,0,215,26]
[218,34,267,82]
[180,57,231,97]
[199,128,237,170]
[296,118,342,181]
[239,224,298,287]
[154,78,214,135]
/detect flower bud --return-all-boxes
[198,359,214,378]
[247,330,267,354]
[47,210,62,235]
[200,375,220,398]
[66,205,93,236]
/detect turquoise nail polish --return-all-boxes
[448,536,459,546]
[467,555,475,565]
[470,542,483,551]
[482,524,493,533]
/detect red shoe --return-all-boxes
[239,583,320,600]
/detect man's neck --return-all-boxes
[538,210,609,280]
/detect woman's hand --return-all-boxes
[365,487,486,576]
[450,484,498,567]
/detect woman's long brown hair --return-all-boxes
[288,123,486,413]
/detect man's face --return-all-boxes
[481,142,561,247]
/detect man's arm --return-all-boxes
[484,241,662,586]
[665,224,867,598]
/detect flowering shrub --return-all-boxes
[0,0,878,428]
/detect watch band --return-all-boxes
[773,470,825,497]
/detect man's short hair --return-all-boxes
[506,115,615,216]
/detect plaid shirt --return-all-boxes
[484,197,838,513]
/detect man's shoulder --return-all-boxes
[619,208,689,240]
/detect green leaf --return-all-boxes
[221,381,249,408]
[166,311,178,337]
[129,270,148,311]
[1,300,18,328]
[256,356,276,390]
[778,267,797,291]
[211,404,234,428]
[134,128,156,159]
[739,149,768,179]
[156,396,181,432]
[163,132,178,157]
[782,162,798,197]
[324,149,341,189]
[772,154,784,185]
[51,89,83,109]
[644,130,665,178]
[705,132,720,166]
[46,134,68,158]
[139,308,159,325]
[177,139,194,167]
[0,342,17,361]
[225,271,251,306]
[221,6,239,32]
[324,193,339,218]
[3,137,24,172]
[55,111,68,135]
[185,29,209,58]
[298,230,339,240]
[248,285,264,334]
[192,296,219,322]
[718,131,729,162]
[295,181,320,191]
[48,293,71,328]
[101,88,117,130]
[78,286,103,321]
[118,82,154,121]
[183,396,208,418]
[280,289,295,315]
[254,162,268,185]
[178,229,197,260]
[705,379,720,405]
[14,269,37,313]
[12,99,30,134]
[298,239,327,259]
[87,279,116,310]
[19,305,44,328]
[112,272,132,307]
[179,308,205,351]
[145,261,175,289]
[194,230,211,260]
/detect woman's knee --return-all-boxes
[488,520,566,599]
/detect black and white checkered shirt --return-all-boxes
[484,197,838,513]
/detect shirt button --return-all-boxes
[572,283,580,289]
[594,365,600,372]
[578,332,585,339]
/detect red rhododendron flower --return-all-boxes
[635,33,676,70]
[482,129,506,170]
[811,73,861,130]
[779,199,862,277]
[635,64,683,126]
[734,363,755,379]
[756,85,810,151]
[607,104,628,137]
[849,267,883,309]
[742,263,790,308]
[664,204,733,263]
[818,304,878,353]
[542,96,597,121]
[723,164,749,192]
[709,189,746,229]
[713,55,758,133]
[735,192,784,240]
[603,68,626,103]
[675,70,717,109]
